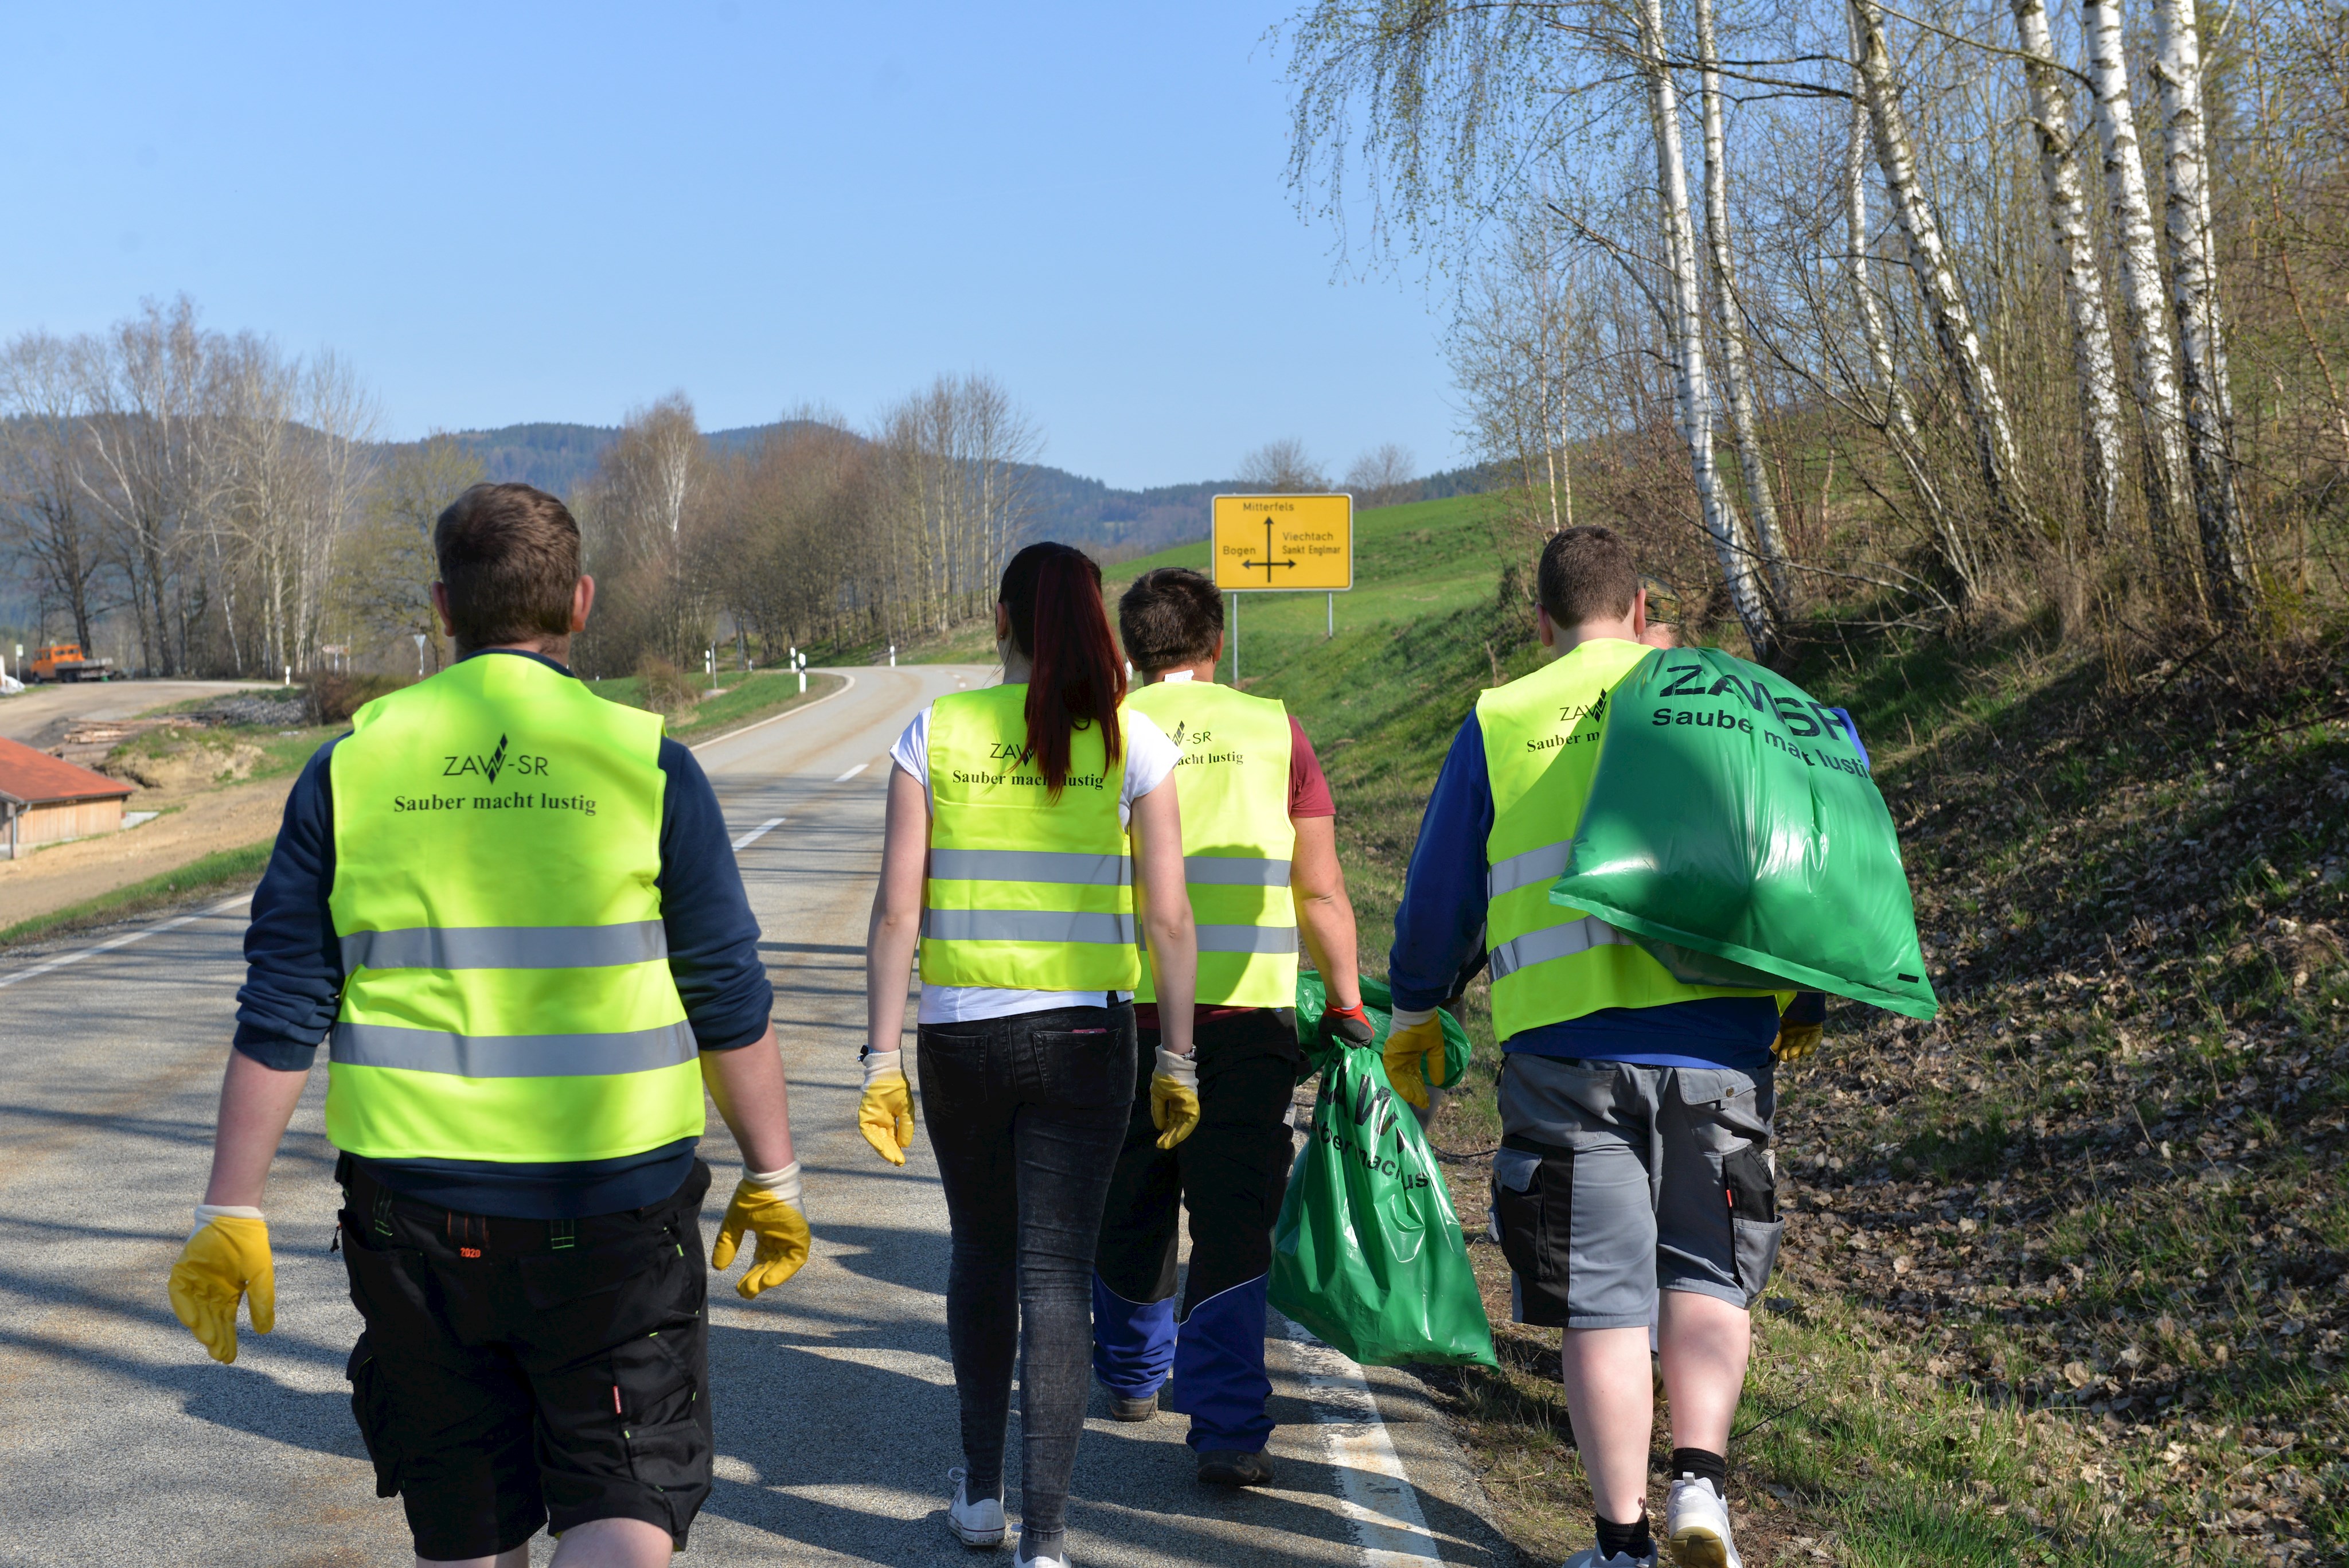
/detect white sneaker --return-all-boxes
[1664,1475,1741,1568]
[1013,1531,1068,1567]
[1563,1547,1656,1568]
[947,1466,1005,1549]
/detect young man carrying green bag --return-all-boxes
[1385,528,1794,1568]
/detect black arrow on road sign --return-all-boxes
[1239,516,1298,584]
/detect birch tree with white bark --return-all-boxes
[1638,0,1777,657]
[1849,0,2039,550]
[2010,0,2126,542]
[2153,0,2258,613]
[1841,71,1972,598]
[1450,219,1585,541]
[2081,0,2190,555]
[1695,0,1794,615]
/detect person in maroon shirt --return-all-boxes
[1090,568,1369,1489]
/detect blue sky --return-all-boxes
[0,3,1460,490]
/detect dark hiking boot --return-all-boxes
[1107,1383,1164,1422]
[1197,1448,1275,1488]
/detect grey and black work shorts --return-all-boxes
[1489,1054,1781,1329]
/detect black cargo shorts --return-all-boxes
[1488,1056,1780,1329]
[338,1156,715,1561]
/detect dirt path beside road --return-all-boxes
[0,771,293,926]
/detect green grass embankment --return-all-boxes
[1117,501,2346,1564]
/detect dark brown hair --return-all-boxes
[1000,542,1124,797]
[1536,525,1640,629]
[433,483,580,653]
[1117,567,1223,673]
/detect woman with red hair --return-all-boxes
[859,543,1197,1568]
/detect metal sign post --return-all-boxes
[1209,493,1353,682]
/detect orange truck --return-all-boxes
[27,642,115,682]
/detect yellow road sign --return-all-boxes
[1211,494,1353,592]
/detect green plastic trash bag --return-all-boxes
[1293,972,1471,1089]
[1268,1032,1498,1368]
[1548,646,1938,1020]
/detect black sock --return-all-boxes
[1671,1445,1729,1495]
[1594,1510,1653,1559]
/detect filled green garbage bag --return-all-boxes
[1293,972,1470,1088]
[1548,646,1938,1020]
[1268,1024,1497,1368]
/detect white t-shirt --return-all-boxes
[890,703,1180,1024]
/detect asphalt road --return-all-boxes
[0,677,278,745]
[0,662,1512,1567]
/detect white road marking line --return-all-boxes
[834,763,868,782]
[0,892,252,991]
[732,817,785,850]
[1283,1320,1446,1564]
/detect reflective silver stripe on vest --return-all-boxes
[929,848,1130,887]
[1197,923,1298,955]
[922,908,1138,945]
[1487,842,1571,900]
[1488,915,1630,981]
[1141,923,1298,954]
[1183,855,1291,888]
[340,921,669,974]
[330,1019,697,1078]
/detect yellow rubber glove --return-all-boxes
[1772,1021,1824,1063]
[1150,1046,1201,1150]
[1382,1010,1451,1111]
[858,1050,916,1166]
[169,1208,275,1365]
[710,1164,812,1298]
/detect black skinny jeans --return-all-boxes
[919,1001,1137,1539]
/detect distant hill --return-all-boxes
[426,422,1490,558]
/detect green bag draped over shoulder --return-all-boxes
[1549,645,1938,1020]
[1270,980,1496,1368]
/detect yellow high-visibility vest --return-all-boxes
[1125,678,1299,1008]
[1477,639,1782,1042]
[325,653,703,1163]
[919,684,1141,992]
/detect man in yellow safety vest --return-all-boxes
[1088,566,1371,1489]
[1383,527,1792,1568]
[167,483,810,1568]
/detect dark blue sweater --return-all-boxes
[233,649,772,1218]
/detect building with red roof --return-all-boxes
[0,735,135,860]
